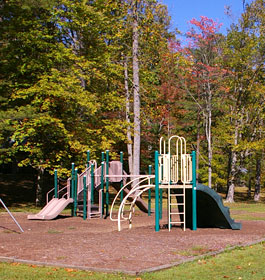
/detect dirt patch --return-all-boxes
[1,211,265,274]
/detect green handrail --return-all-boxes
[191,150,197,231]
[83,175,87,220]
[105,150,109,216]
[71,163,75,216]
[155,151,160,232]
[91,163,95,206]
[73,168,78,216]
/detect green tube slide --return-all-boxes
[175,184,241,230]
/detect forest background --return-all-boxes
[0,0,264,205]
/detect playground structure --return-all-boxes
[110,135,196,231]
[27,135,241,232]
[27,150,149,221]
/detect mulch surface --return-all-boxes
[1,211,265,274]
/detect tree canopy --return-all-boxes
[0,0,264,203]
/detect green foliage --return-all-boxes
[0,0,127,178]
[0,0,263,199]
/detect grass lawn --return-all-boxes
[1,242,265,280]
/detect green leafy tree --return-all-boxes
[221,0,265,202]
[0,0,126,204]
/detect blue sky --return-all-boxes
[160,0,253,34]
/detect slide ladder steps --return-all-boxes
[168,186,186,231]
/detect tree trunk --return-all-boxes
[254,156,261,202]
[247,176,252,198]
[36,166,44,206]
[132,1,141,177]
[205,85,212,188]
[124,56,133,175]
[226,120,239,203]
[226,150,237,203]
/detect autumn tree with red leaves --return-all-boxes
[174,16,227,188]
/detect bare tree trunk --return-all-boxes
[226,150,237,203]
[247,176,252,198]
[254,155,261,202]
[226,150,232,189]
[124,56,133,175]
[205,86,212,188]
[132,1,141,177]
[36,166,44,206]
[226,120,239,203]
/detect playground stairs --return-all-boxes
[77,184,102,219]
[168,185,186,231]
[77,203,101,218]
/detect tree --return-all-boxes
[222,0,265,202]
[171,16,226,188]
[117,0,173,174]
[0,0,126,203]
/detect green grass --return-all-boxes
[224,202,265,221]
[1,242,265,280]
[225,202,265,213]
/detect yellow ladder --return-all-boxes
[168,185,186,231]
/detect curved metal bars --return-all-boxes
[118,184,155,231]
[110,175,155,221]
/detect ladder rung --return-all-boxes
[170,221,184,224]
[170,194,184,197]
[170,203,184,206]
[170,212,185,215]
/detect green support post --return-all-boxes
[91,163,95,206]
[54,169,58,198]
[71,163,75,216]
[101,152,105,215]
[155,151,160,232]
[148,165,152,216]
[83,175,87,220]
[159,187,163,220]
[191,150,197,231]
[105,150,109,217]
[101,160,105,215]
[120,151,124,202]
[74,168,78,216]
[86,150,90,168]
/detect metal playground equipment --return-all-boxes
[110,135,197,232]
[27,134,241,230]
[28,150,149,221]
[28,134,197,232]
[0,198,24,233]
